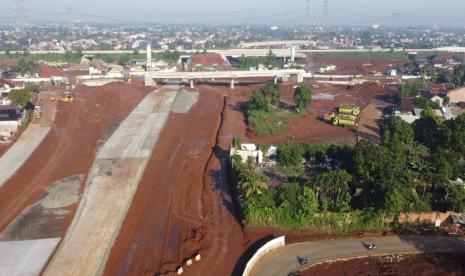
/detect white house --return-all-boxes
[0,105,21,137]
[230,144,277,164]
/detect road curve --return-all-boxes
[249,235,465,276]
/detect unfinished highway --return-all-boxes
[44,90,177,276]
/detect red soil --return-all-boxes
[312,56,405,75]
[0,81,151,238]
[303,253,465,276]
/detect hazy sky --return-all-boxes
[1,0,465,26]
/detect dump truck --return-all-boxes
[339,105,360,116]
[332,115,357,127]
[324,112,357,127]
[34,106,42,119]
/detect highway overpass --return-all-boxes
[2,47,461,58]
[144,69,305,89]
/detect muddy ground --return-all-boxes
[0,80,151,239]
[311,56,406,75]
[103,80,395,276]
[303,253,465,276]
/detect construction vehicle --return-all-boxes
[332,115,357,127]
[339,105,361,116]
[324,112,357,127]
[61,92,74,103]
[50,95,56,101]
[34,106,42,119]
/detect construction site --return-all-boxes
[0,68,403,275]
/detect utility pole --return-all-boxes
[13,0,25,31]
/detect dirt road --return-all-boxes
[44,90,177,276]
[250,236,465,276]
[0,90,58,188]
[0,82,150,243]
[104,85,250,275]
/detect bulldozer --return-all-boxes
[60,92,74,103]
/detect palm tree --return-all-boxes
[237,158,269,198]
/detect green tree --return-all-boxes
[277,141,304,169]
[310,170,352,212]
[444,114,465,155]
[262,83,281,107]
[237,158,269,198]
[249,90,268,111]
[413,107,444,149]
[381,116,414,147]
[294,85,312,113]
[8,89,31,108]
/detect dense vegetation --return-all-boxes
[233,112,465,230]
[235,50,283,69]
[246,84,311,137]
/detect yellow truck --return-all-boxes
[339,105,361,116]
[61,92,74,103]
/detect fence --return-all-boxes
[242,236,285,276]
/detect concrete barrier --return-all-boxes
[242,236,285,276]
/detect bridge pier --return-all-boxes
[230,79,235,90]
[144,74,156,86]
[189,79,195,89]
[274,76,278,84]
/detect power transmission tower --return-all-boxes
[322,0,329,31]
[13,0,25,31]
[66,6,75,41]
[391,12,401,28]
[306,0,310,18]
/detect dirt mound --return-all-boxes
[0,81,151,238]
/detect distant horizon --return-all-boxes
[1,0,465,27]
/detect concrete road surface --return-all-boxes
[44,90,177,276]
[250,236,465,276]
[0,91,58,188]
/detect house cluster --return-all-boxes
[397,84,465,123]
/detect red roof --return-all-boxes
[401,97,414,113]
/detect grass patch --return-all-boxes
[248,109,288,137]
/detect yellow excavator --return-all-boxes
[60,92,74,103]
[50,95,56,101]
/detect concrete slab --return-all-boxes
[0,124,51,188]
[0,90,58,188]
[0,174,84,241]
[44,91,177,276]
[0,238,60,276]
[171,91,199,114]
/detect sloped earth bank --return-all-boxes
[105,81,395,275]
[104,89,249,275]
[0,81,151,239]
[303,253,465,276]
